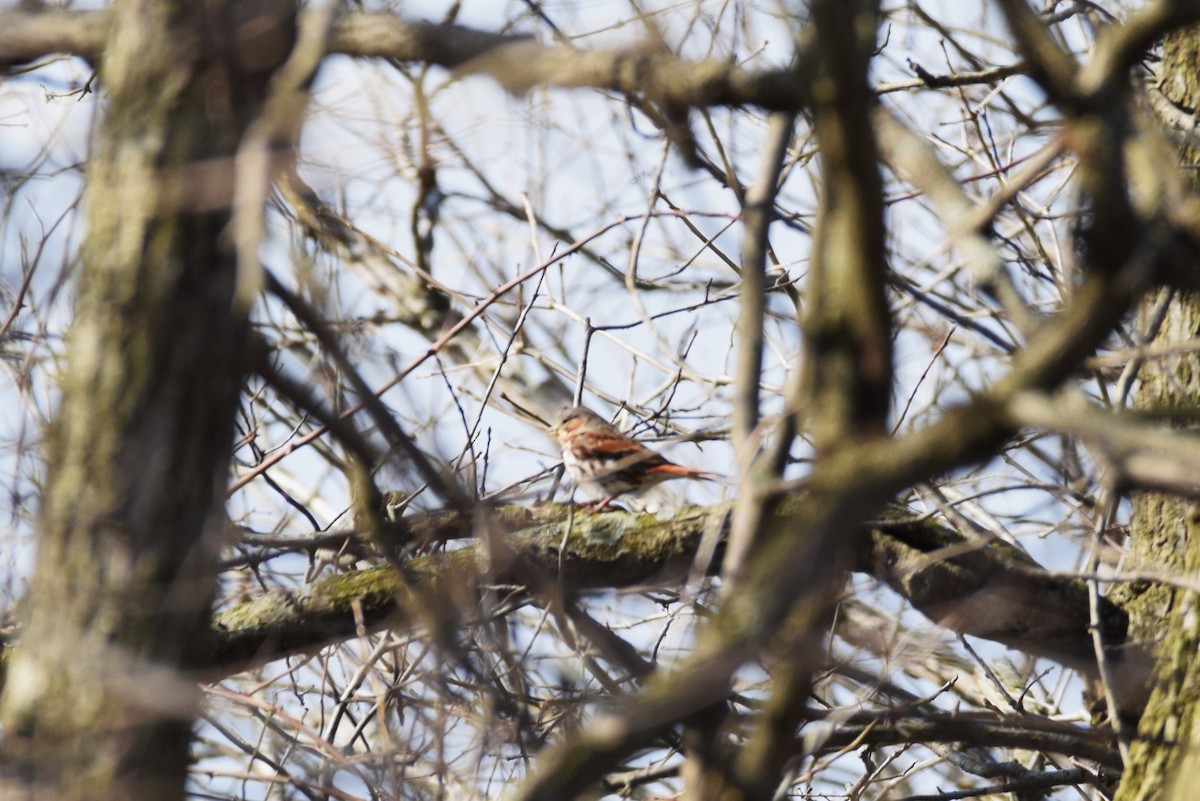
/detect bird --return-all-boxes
[553,406,713,511]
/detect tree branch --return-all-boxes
[1,10,816,110]
[206,500,1137,686]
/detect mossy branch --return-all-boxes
[209,500,1134,686]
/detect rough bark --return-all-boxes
[206,502,1132,691]
[1111,26,1200,801]
[0,1,295,798]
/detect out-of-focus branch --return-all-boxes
[721,3,893,797]
[802,6,892,447]
[2,10,819,110]
[731,112,794,451]
[1010,391,1200,496]
[809,710,1122,770]
[997,0,1200,107]
[12,5,1200,117]
[873,106,1053,333]
[721,111,797,593]
[0,9,103,64]
[993,0,1082,108]
[264,271,471,509]
[449,35,812,110]
[230,3,337,307]
[1081,1,1200,96]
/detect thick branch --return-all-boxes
[1,10,814,110]
[812,709,1122,770]
[208,501,1134,684]
[211,504,712,672]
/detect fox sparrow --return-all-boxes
[554,406,712,510]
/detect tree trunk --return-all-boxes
[1112,26,1200,801]
[0,1,294,798]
